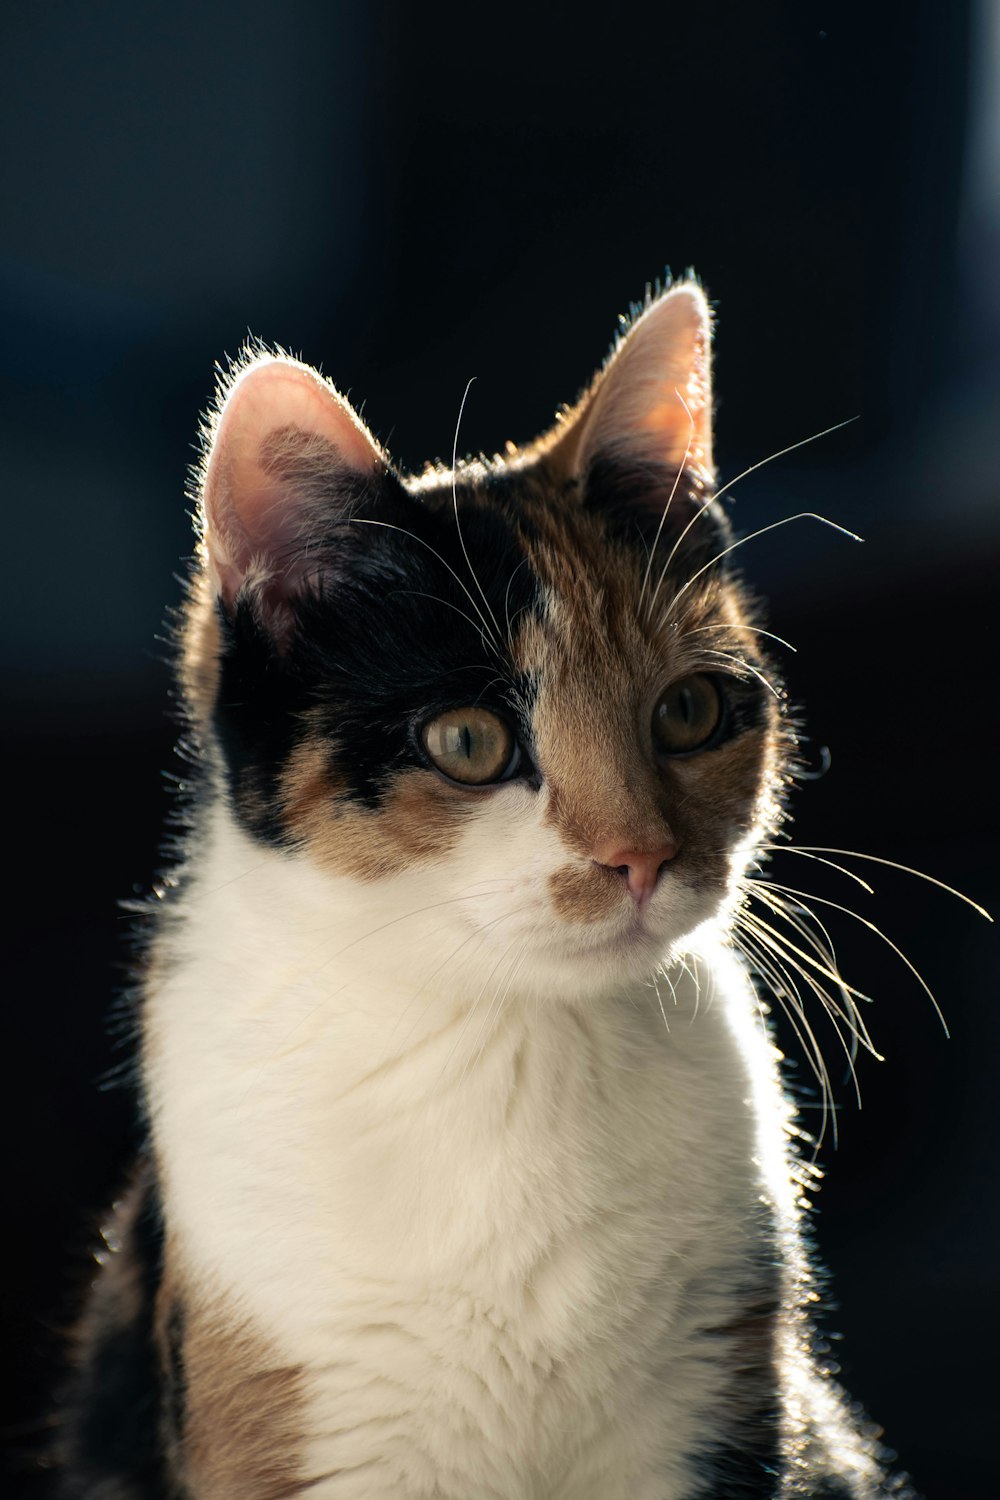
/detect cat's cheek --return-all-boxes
[444,784,563,901]
[665,728,779,863]
[281,741,474,881]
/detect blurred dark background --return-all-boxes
[2,2,997,1496]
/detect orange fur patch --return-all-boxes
[548,861,622,923]
[510,523,677,865]
[155,1255,304,1499]
[283,738,471,881]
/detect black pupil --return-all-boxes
[460,724,473,759]
[678,688,694,724]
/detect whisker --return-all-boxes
[687,622,799,654]
[450,376,505,651]
[735,919,841,1146]
[385,902,522,1055]
[757,845,875,894]
[650,968,671,1034]
[638,387,694,614]
[387,587,504,648]
[644,491,719,621]
[460,937,531,1086]
[661,512,863,630]
[742,882,874,1009]
[731,925,836,1150]
[678,950,704,1023]
[739,905,876,1076]
[503,556,531,646]
[350,518,503,660]
[762,846,992,921]
[742,914,864,1120]
[698,647,783,699]
[233,891,511,1107]
[644,416,857,620]
[310,888,506,979]
[758,878,951,1037]
[434,914,532,1087]
[744,886,877,1067]
[711,416,859,508]
[746,879,883,1051]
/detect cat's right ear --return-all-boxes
[199,354,386,640]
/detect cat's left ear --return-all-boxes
[199,352,386,640]
[546,281,714,502]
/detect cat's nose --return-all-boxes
[594,837,679,908]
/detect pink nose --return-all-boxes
[594,837,679,907]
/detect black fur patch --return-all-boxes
[58,1159,174,1499]
[696,1308,785,1498]
[161,1298,188,1460]
[582,455,732,573]
[212,467,542,838]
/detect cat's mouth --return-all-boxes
[567,909,668,960]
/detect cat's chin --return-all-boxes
[451,878,726,1004]
[508,914,704,1003]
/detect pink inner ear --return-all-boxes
[202,357,382,613]
[576,284,714,482]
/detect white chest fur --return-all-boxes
[146,811,791,1499]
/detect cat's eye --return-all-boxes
[421,707,518,785]
[652,674,723,755]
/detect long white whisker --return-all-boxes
[686,622,798,654]
[739,912,865,1111]
[740,902,876,1066]
[459,938,531,1087]
[638,387,694,614]
[735,921,838,1149]
[732,926,835,1150]
[744,883,875,1060]
[383,905,519,1056]
[763,847,992,921]
[503,557,531,646]
[387,587,504,647]
[450,377,505,651]
[650,968,671,1034]
[350,518,503,660]
[745,883,884,1064]
[662,512,863,629]
[712,416,859,509]
[645,492,719,620]
[646,417,859,624]
[758,878,951,1036]
[309,888,505,978]
[698,647,784,699]
[434,915,531,1086]
[758,845,875,894]
[742,884,874,1007]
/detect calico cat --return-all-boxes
[60,281,915,1498]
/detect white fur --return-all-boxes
[147,781,800,1499]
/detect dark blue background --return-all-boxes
[2,3,997,1495]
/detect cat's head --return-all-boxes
[184,282,786,1000]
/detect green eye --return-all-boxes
[653,674,723,755]
[421,707,517,785]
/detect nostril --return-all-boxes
[592,841,679,907]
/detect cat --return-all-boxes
[58,280,916,1498]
